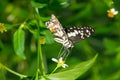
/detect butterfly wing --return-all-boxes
[46,14,66,37]
[65,26,94,43]
[45,14,73,48]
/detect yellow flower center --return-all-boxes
[0,23,7,33]
[40,38,45,44]
[57,59,65,67]
[61,61,65,65]
[108,12,115,18]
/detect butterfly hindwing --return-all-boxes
[65,26,94,43]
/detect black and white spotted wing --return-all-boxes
[65,26,94,44]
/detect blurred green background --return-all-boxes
[0,0,120,80]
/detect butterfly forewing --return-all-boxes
[65,26,94,43]
[46,14,74,48]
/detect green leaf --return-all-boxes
[31,1,47,8]
[13,28,26,59]
[42,30,54,44]
[47,54,98,80]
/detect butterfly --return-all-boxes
[46,14,94,48]
[45,14,94,59]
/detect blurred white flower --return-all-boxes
[7,14,15,22]
[52,57,68,68]
[107,8,118,18]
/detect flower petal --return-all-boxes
[52,58,58,63]
[111,8,115,12]
[62,64,68,68]
[59,57,63,63]
[114,11,118,15]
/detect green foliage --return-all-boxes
[104,38,119,54]
[0,0,120,80]
[13,27,26,59]
[41,30,54,44]
[31,1,47,9]
[48,54,98,80]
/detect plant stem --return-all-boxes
[0,63,27,78]
[39,40,46,76]
[50,67,58,75]
[35,8,46,76]
[35,69,39,80]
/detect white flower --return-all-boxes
[52,57,68,68]
[107,8,118,18]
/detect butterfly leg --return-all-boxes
[57,47,71,61]
[54,38,64,44]
[57,46,68,60]
[57,46,64,59]
[63,47,71,61]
